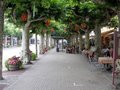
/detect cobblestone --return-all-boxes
[3,49,115,90]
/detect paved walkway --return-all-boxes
[4,49,115,90]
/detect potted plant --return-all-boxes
[5,56,23,71]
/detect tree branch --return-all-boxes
[72,11,84,19]
[75,24,89,32]
[27,9,32,21]
[30,17,46,23]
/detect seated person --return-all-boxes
[103,47,110,57]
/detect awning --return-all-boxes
[101,29,115,36]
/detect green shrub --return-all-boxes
[31,53,37,61]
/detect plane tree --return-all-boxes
[94,0,120,31]
[0,0,4,79]
[5,0,65,64]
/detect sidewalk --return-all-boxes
[3,49,115,90]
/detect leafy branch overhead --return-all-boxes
[5,0,65,26]
[4,0,120,36]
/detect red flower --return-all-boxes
[21,13,28,22]
[42,30,47,33]
[50,28,54,32]
[7,56,21,65]
[45,19,50,27]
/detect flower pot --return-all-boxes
[8,64,19,71]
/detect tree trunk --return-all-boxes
[21,22,30,64]
[118,9,120,32]
[73,33,76,45]
[50,35,52,48]
[94,24,101,59]
[54,39,56,46]
[35,33,38,57]
[46,33,49,50]
[10,35,13,46]
[4,35,7,48]
[21,9,32,64]
[62,39,64,49]
[71,34,74,45]
[17,37,19,46]
[56,39,59,52]
[69,36,72,46]
[85,31,90,49]
[0,0,4,80]
[76,33,79,44]
[67,38,71,46]
[79,32,83,52]
[40,34,44,54]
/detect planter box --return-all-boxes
[8,65,19,71]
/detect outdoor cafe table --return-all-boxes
[98,57,113,70]
[98,57,113,64]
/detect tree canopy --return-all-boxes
[4,0,120,37]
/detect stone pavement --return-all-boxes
[0,61,37,90]
[4,49,115,90]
